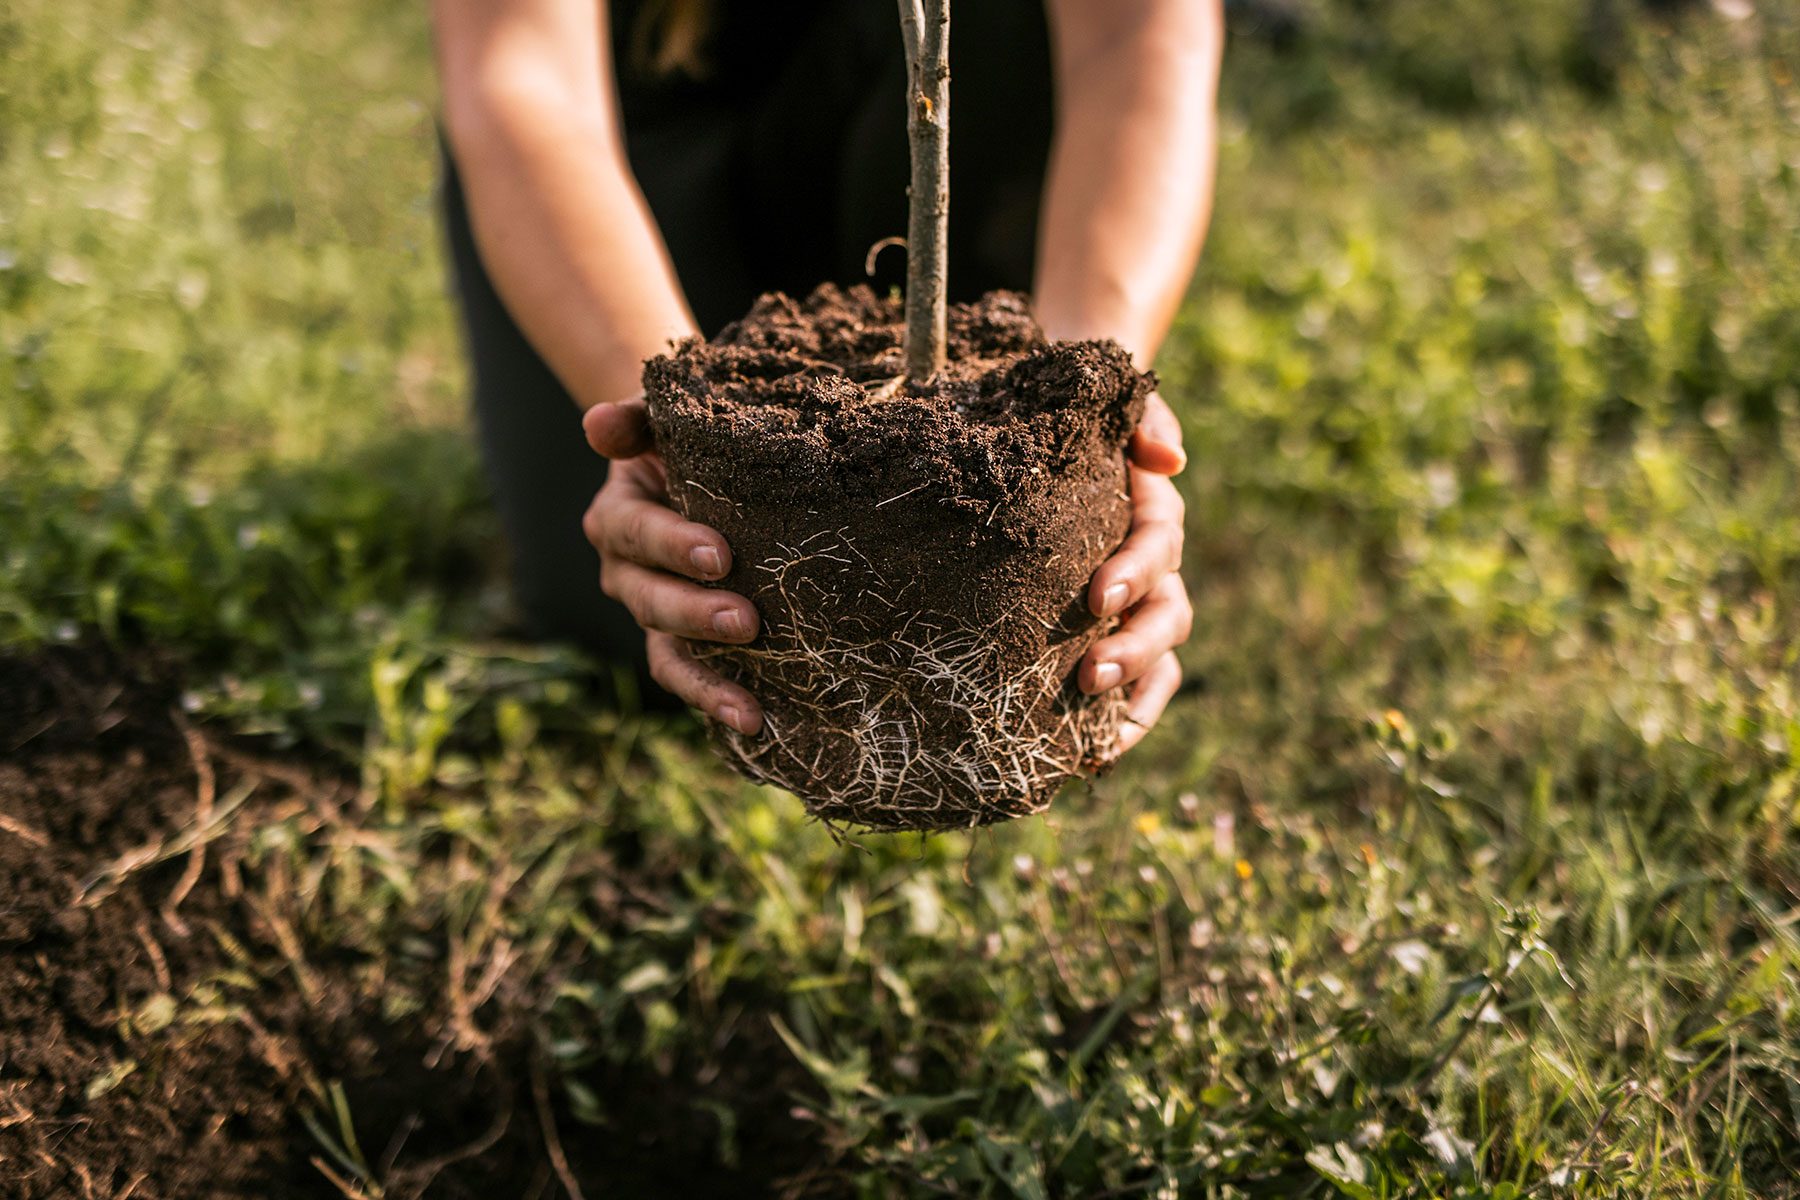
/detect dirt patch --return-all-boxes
[1,653,318,1198]
[646,285,1151,831]
[0,651,833,1199]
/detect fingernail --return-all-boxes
[712,608,748,639]
[1092,661,1122,691]
[717,705,759,735]
[691,545,724,577]
[1100,583,1129,617]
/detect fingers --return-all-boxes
[587,462,751,635]
[1128,392,1187,476]
[1117,652,1181,753]
[583,395,655,460]
[1081,574,1193,693]
[583,480,732,581]
[583,405,763,733]
[601,559,759,644]
[646,632,763,735]
[1089,469,1185,618]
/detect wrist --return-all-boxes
[574,315,697,412]
[1035,301,1155,367]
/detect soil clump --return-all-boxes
[647,285,1151,830]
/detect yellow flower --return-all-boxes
[1234,859,1254,880]
[1134,812,1162,836]
[1383,708,1408,733]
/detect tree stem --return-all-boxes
[899,0,948,384]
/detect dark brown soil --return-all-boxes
[0,651,834,1199]
[1,653,320,1199]
[646,285,1151,831]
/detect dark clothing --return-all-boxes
[441,1,1054,689]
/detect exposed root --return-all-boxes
[0,811,49,847]
[530,1051,587,1200]
[691,534,1124,832]
[161,710,216,936]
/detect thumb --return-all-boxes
[583,394,655,460]
[1129,391,1187,475]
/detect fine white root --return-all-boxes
[689,533,1123,832]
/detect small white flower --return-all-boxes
[1390,940,1433,975]
[1423,1125,1475,1173]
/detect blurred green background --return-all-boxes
[4,0,1799,1195]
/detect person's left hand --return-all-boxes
[1079,391,1192,752]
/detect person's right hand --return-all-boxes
[582,398,764,735]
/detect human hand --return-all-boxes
[1079,391,1192,752]
[582,397,764,735]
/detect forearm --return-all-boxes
[1035,2,1223,363]
[434,0,694,412]
[449,106,694,410]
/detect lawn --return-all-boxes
[3,0,1799,1196]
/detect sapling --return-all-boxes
[897,0,950,383]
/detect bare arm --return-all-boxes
[1036,0,1223,364]
[434,0,765,733]
[432,0,695,411]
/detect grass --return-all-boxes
[4,0,1800,1194]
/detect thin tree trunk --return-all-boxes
[898,0,949,384]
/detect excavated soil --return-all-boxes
[646,285,1151,830]
[0,651,830,1199]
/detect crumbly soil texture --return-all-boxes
[647,285,1151,831]
[0,651,828,1199]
